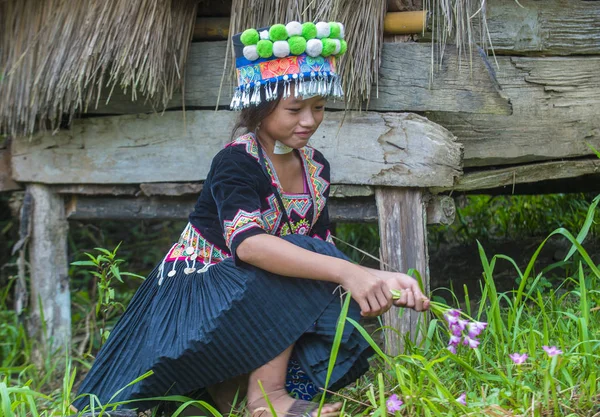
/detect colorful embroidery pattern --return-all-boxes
[280,218,312,236]
[259,56,301,79]
[167,223,228,264]
[236,55,336,87]
[262,193,284,233]
[224,208,265,247]
[301,146,330,219]
[228,133,260,161]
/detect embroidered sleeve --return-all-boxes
[210,149,267,261]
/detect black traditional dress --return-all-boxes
[73,133,371,411]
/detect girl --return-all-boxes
[74,21,429,417]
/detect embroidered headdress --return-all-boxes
[230,21,347,110]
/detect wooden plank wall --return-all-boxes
[4,0,600,194]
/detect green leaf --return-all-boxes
[70,261,97,267]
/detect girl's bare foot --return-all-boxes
[248,388,342,417]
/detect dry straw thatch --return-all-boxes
[226,0,386,109]
[0,0,198,137]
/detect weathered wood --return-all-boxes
[1,148,20,192]
[87,41,511,115]
[12,111,462,188]
[53,185,139,196]
[28,184,71,352]
[485,0,600,56]
[65,196,379,222]
[432,158,600,193]
[424,195,455,225]
[427,55,600,168]
[64,193,454,225]
[376,188,429,355]
[140,182,203,197]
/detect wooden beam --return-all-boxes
[432,158,600,193]
[485,0,600,56]
[376,188,429,355]
[64,192,455,225]
[427,55,600,168]
[1,148,21,192]
[87,41,511,115]
[28,184,71,352]
[12,111,462,188]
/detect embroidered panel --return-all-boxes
[228,133,260,161]
[166,223,229,263]
[301,146,329,218]
[224,208,265,247]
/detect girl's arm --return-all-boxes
[237,234,395,317]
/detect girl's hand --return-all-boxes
[339,265,393,317]
[386,273,430,312]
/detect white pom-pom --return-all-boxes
[338,23,345,38]
[273,40,290,58]
[286,21,302,37]
[243,45,259,61]
[260,30,270,40]
[316,21,330,38]
[306,39,323,57]
[331,39,341,54]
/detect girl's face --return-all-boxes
[258,93,327,149]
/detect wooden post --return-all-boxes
[28,184,71,353]
[376,188,429,356]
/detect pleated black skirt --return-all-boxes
[73,234,372,412]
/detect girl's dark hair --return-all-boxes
[230,83,285,140]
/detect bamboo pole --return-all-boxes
[384,11,427,35]
[192,11,428,41]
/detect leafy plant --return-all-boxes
[71,244,144,348]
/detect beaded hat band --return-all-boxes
[231,21,347,110]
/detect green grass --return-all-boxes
[1,195,599,416]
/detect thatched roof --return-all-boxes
[0,0,198,137]
[0,0,491,137]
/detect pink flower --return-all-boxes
[449,335,461,346]
[467,321,487,338]
[542,346,563,357]
[508,353,528,365]
[447,309,461,317]
[462,336,480,349]
[445,313,459,325]
[457,319,469,332]
[386,394,403,412]
[456,393,467,405]
[447,345,457,354]
[450,324,463,337]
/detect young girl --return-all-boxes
[74,21,429,417]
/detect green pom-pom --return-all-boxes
[240,28,259,46]
[257,40,273,58]
[321,38,336,56]
[329,22,341,39]
[288,36,307,55]
[301,22,317,40]
[337,39,348,55]
[269,24,288,41]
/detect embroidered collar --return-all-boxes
[229,133,329,224]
